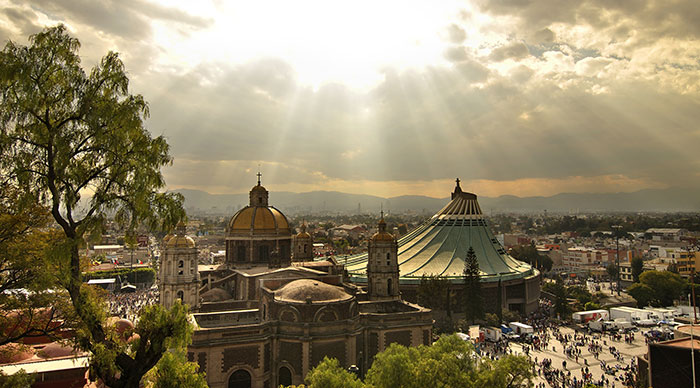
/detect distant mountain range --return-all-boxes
[173,187,700,215]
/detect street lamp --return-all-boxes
[612,225,622,296]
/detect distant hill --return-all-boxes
[173,187,700,215]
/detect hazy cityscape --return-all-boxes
[1,1,700,388]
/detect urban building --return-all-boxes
[561,247,608,270]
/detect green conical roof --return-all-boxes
[344,179,537,284]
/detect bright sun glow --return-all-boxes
[150,0,467,89]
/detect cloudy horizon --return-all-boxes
[4,0,700,198]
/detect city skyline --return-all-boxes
[3,0,699,198]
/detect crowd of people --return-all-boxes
[106,288,159,322]
[478,299,641,388]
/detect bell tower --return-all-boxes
[367,212,400,300]
[159,222,200,310]
[293,221,313,261]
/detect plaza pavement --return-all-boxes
[507,326,648,386]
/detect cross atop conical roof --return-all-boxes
[343,181,536,284]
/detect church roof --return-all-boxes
[343,179,538,284]
[228,177,291,236]
[274,279,352,303]
[229,206,290,235]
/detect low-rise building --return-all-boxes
[562,247,608,270]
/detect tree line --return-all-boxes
[286,334,533,388]
[0,26,205,387]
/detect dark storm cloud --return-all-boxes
[3,7,43,38]
[531,28,555,44]
[27,0,212,40]
[477,0,700,40]
[489,41,530,61]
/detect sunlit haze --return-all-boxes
[4,0,700,198]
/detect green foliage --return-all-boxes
[631,257,645,283]
[584,301,601,311]
[627,283,655,307]
[417,275,451,311]
[0,25,187,388]
[485,313,500,327]
[363,334,533,388]
[84,267,156,284]
[0,370,34,388]
[606,263,619,281]
[0,186,69,345]
[542,281,569,317]
[627,270,687,307]
[304,357,363,388]
[502,309,521,323]
[567,285,592,309]
[143,349,207,388]
[463,247,484,323]
[300,335,535,388]
[476,354,533,388]
[510,243,553,272]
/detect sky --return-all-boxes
[3,0,700,198]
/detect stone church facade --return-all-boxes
[161,177,433,388]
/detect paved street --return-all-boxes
[491,325,648,387]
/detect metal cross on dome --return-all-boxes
[256,171,262,185]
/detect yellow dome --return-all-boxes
[371,231,395,242]
[229,206,290,236]
[167,235,196,248]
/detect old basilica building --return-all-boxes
[159,177,433,388]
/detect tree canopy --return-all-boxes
[0,185,70,345]
[290,335,533,388]
[628,270,686,307]
[630,257,645,283]
[0,25,188,387]
[510,243,553,272]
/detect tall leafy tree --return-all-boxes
[0,26,187,387]
[606,263,619,288]
[637,271,686,307]
[0,184,70,345]
[463,247,484,324]
[631,257,645,283]
[417,274,452,312]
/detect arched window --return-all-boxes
[178,260,184,275]
[279,366,292,387]
[228,369,251,388]
[176,290,184,301]
[387,278,392,295]
[303,244,307,253]
[386,252,391,265]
